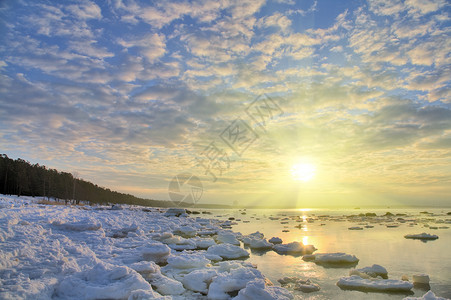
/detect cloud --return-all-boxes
[67,1,102,20]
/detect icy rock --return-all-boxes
[164,208,187,217]
[181,268,218,293]
[207,267,265,300]
[310,253,359,266]
[355,264,388,279]
[234,278,293,300]
[139,242,171,263]
[337,275,413,292]
[207,244,249,260]
[216,232,241,245]
[412,274,430,285]
[55,262,152,300]
[403,291,449,300]
[404,233,438,240]
[52,218,101,231]
[166,252,210,269]
[273,242,316,255]
[268,237,283,244]
[128,289,171,300]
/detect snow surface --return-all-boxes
[0,195,291,300]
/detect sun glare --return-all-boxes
[291,163,316,182]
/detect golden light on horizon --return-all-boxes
[291,163,316,182]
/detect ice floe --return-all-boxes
[403,291,449,300]
[234,278,293,300]
[304,252,359,267]
[405,233,439,240]
[207,244,250,260]
[337,275,414,293]
[351,264,388,279]
[273,242,316,255]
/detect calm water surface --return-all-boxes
[207,208,451,299]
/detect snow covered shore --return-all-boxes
[0,196,293,299]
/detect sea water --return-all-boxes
[209,207,451,299]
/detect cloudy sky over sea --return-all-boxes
[1,0,450,207]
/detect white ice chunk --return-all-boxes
[268,237,282,244]
[192,237,216,249]
[310,253,359,265]
[207,267,264,300]
[129,261,160,277]
[149,273,185,295]
[216,232,241,245]
[234,278,293,300]
[403,291,448,300]
[207,244,250,260]
[273,242,316,255]
[355,264,388,278]
[166,252,210,269]
[173,225,198,237]
[139,242,171,263]
[182,268,218,293]
[337,275,413,292]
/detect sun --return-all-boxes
[291,163,316,182]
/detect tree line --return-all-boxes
[0,154,171,207]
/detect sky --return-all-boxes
[0,0,450,208]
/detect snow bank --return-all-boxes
[207,244,250,260]
[273,242,316,255]
[337,275,413,292]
